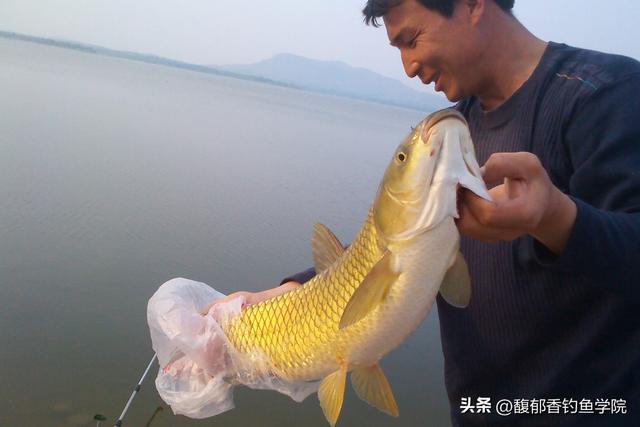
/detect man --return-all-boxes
[207,0,640,425]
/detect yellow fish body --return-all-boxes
[220,109,491,425]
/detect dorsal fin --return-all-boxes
[312,223,346,273]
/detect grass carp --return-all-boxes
[216,108,491,425]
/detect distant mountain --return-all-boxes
[0,30,296,89]
[0,30,448,111]
[217,53,449,112]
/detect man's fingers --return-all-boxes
[482,152,541,185]
[457,190,524,241]
[464,183,546,232]
[457,152,554,241]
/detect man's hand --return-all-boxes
[456,152,577,254]
[200,281,301,315]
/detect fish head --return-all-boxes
[373,108,491,242]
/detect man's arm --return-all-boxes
[457,73,640,301]
[279,267,316,287]
[201,280,301,314]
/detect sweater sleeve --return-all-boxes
[279,267,316,286]
[532,72,640,300]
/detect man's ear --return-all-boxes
[465,0,485,26]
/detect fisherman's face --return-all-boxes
[383,0,486,102]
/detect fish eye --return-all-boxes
[397,152,407,162]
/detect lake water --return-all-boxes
[0,38,451,426]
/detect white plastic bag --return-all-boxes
[147,278,319,419]
[147,278,244,418]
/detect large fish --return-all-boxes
[218,108,491,425]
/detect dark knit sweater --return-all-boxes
[284,42,640,426]
[441,42,640,426]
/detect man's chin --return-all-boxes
[443,91,464,103]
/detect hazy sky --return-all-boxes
[1,0,638,94]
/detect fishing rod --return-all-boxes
[114,353,158,427]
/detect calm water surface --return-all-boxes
[0,39,451,426]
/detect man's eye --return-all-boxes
[407,34,419,48]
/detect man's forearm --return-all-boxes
[280,267,316,286]
[532,197,640,301]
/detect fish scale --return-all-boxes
[213,109,490,426]
[222,210,383,380]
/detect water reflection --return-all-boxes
[0,38,450,426]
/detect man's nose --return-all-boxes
[401,50,420,78]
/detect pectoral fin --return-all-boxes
[439,251,471,308]
[318,362,348,427]
[339,250,399,329]
[351,364,399,417]
[312,223,346,273]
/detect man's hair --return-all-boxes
[363,0,515,26]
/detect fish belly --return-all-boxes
[340,218,459,368]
